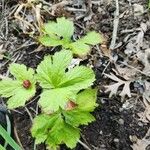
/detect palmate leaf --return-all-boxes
[0,64,36,109]
[0,79,21,98]
[7,86,36,109]
[32,89,97,149]
[80,31,103,45]
[69,31,103,56]
[32,113,80,149]
[31,114,59,144]
[38,17,73,48]
[39,17,103,56]
[37,50,95,112]
[44,17,74,39]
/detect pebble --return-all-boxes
[114,138,119,143]
[138,122,143,127]
[119,118,124,125]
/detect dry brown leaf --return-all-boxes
[104,73,132,98]
[131,138,150,150]
[125,23,147,55]
[113,65,137,80]
[138,81,150,123]
[131,128,150,150]
[137,49,150,76]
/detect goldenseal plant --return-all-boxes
[0,50,97,149]
[39,17,103,56]
[32,50,98,149]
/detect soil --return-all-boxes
[0,0,150,150]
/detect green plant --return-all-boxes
[0,64,36,109]
[32,88,97,150]
[0,47,97,149]
[39,17,103,56]
[0,124,22,150]
[31,50,97,149]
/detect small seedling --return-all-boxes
[0,50,97,149]
[31,50,98,149]
[0,64,36,109]
[39,17,103,56]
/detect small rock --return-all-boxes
[99,130,103,135]
[138,122,143,127]
[114,138,119,143]
[119,118,124,125]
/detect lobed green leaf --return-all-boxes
[0,64,36,109]
[38,35,63,47]
[32,113,80,149]
[0,79,21,98]
[80,31,103,45]
[44,17,74,39]
[39,17,103,56]
[37,50,95,112]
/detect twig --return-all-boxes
[14,127,24,150]
[65,7,86,12]
[78,140,91,150]
[109,0,119,50]
[102,61,111,75]
[25,95,40,107]
[39,0,52,7]
[25,107,33,121]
